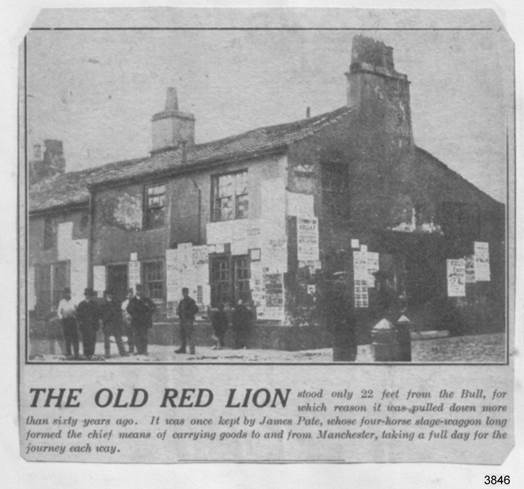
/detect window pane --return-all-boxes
[212,171,249,222]
[219,196,234,220]
[236,194,249,219]
[145,185,166,228]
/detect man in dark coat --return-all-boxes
[323,272,357,362]
[232,299,252,349]
[371,270,398,322]
[211,303,229,349]
[101,289,126,358]
[76,288,100,360]
[126,284,155,355]
[175,287,199,354]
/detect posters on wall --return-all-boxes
[297,217,319,263]
[367,252,379,287]
[261,272,284,320]
[353,249,369,308]
[447,258,466,297]
[93,265,106,296]
[474,241,491,282]
[166,245,210,306]
[128,258,141,292]
[465,255,476,283]
[286,191,314,218]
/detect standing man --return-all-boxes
[175,287,198,354]
[76,288,100,360]
[232,299,252,349]
[211,303,229,350]
[57,287,79,359]
[121,288,135,354]
[127,284,155,355]
[101,289,127,358]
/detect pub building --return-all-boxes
[28,36,504,351]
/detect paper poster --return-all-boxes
[447,258,466,297]
[353,250,368,280]
[354,280,369,308]
[287,191,314,218]
[56,221,74,260]
[474,241,491,281]
[128,260,141,292]
[93,265,106,296]
[297,217,319,262]
[367,251,379,287]
[465,254,476,283]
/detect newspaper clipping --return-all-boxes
[18,8,515,465]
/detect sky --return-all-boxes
[26,29,508,201]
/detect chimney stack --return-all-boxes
[345,35,412,140]
[29,139,66,184]
[151,87,195,154]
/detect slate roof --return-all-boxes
[29,106,353,213]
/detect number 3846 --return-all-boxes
[484,475,510,485]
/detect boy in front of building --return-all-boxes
[175,287,199,355]
[76,288,100,360]
[127,284,155,355]
[101,289,127,358]
[57,287,79,359]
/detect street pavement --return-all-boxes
[35,332,506,363]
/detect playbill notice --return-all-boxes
[18,8,516,465]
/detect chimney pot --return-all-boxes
[165,87,179,111]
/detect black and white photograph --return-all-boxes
[9,5,521,472]
[24,22,510,365]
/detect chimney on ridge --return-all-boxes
[151,87,195,154]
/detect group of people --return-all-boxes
[174,288,253,354]
[56,284,254,360]
[57,284,155,360]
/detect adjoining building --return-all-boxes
[28,35,505,349]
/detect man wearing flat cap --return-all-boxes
[57,287,79,359]
[76,288,101,359]
[101,289,127,358]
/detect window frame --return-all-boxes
[143,183,167,230]
[211,169,249,222]
[141,259,165,302]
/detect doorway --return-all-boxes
[210,254,251,307]
[106,264,128,303]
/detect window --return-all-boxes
[210,254,251,306]
[79,212,89,233]
[43,217,56,250]
[321,163,349,218]
[142,260,164,301]
[210,256,231,306]
[144,184,166,229]
[212,170,248,221]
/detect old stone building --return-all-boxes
[28,35,505,349]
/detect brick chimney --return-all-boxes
[345,35,412,141]
[29,139,66,184]
[151,87,195,154]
